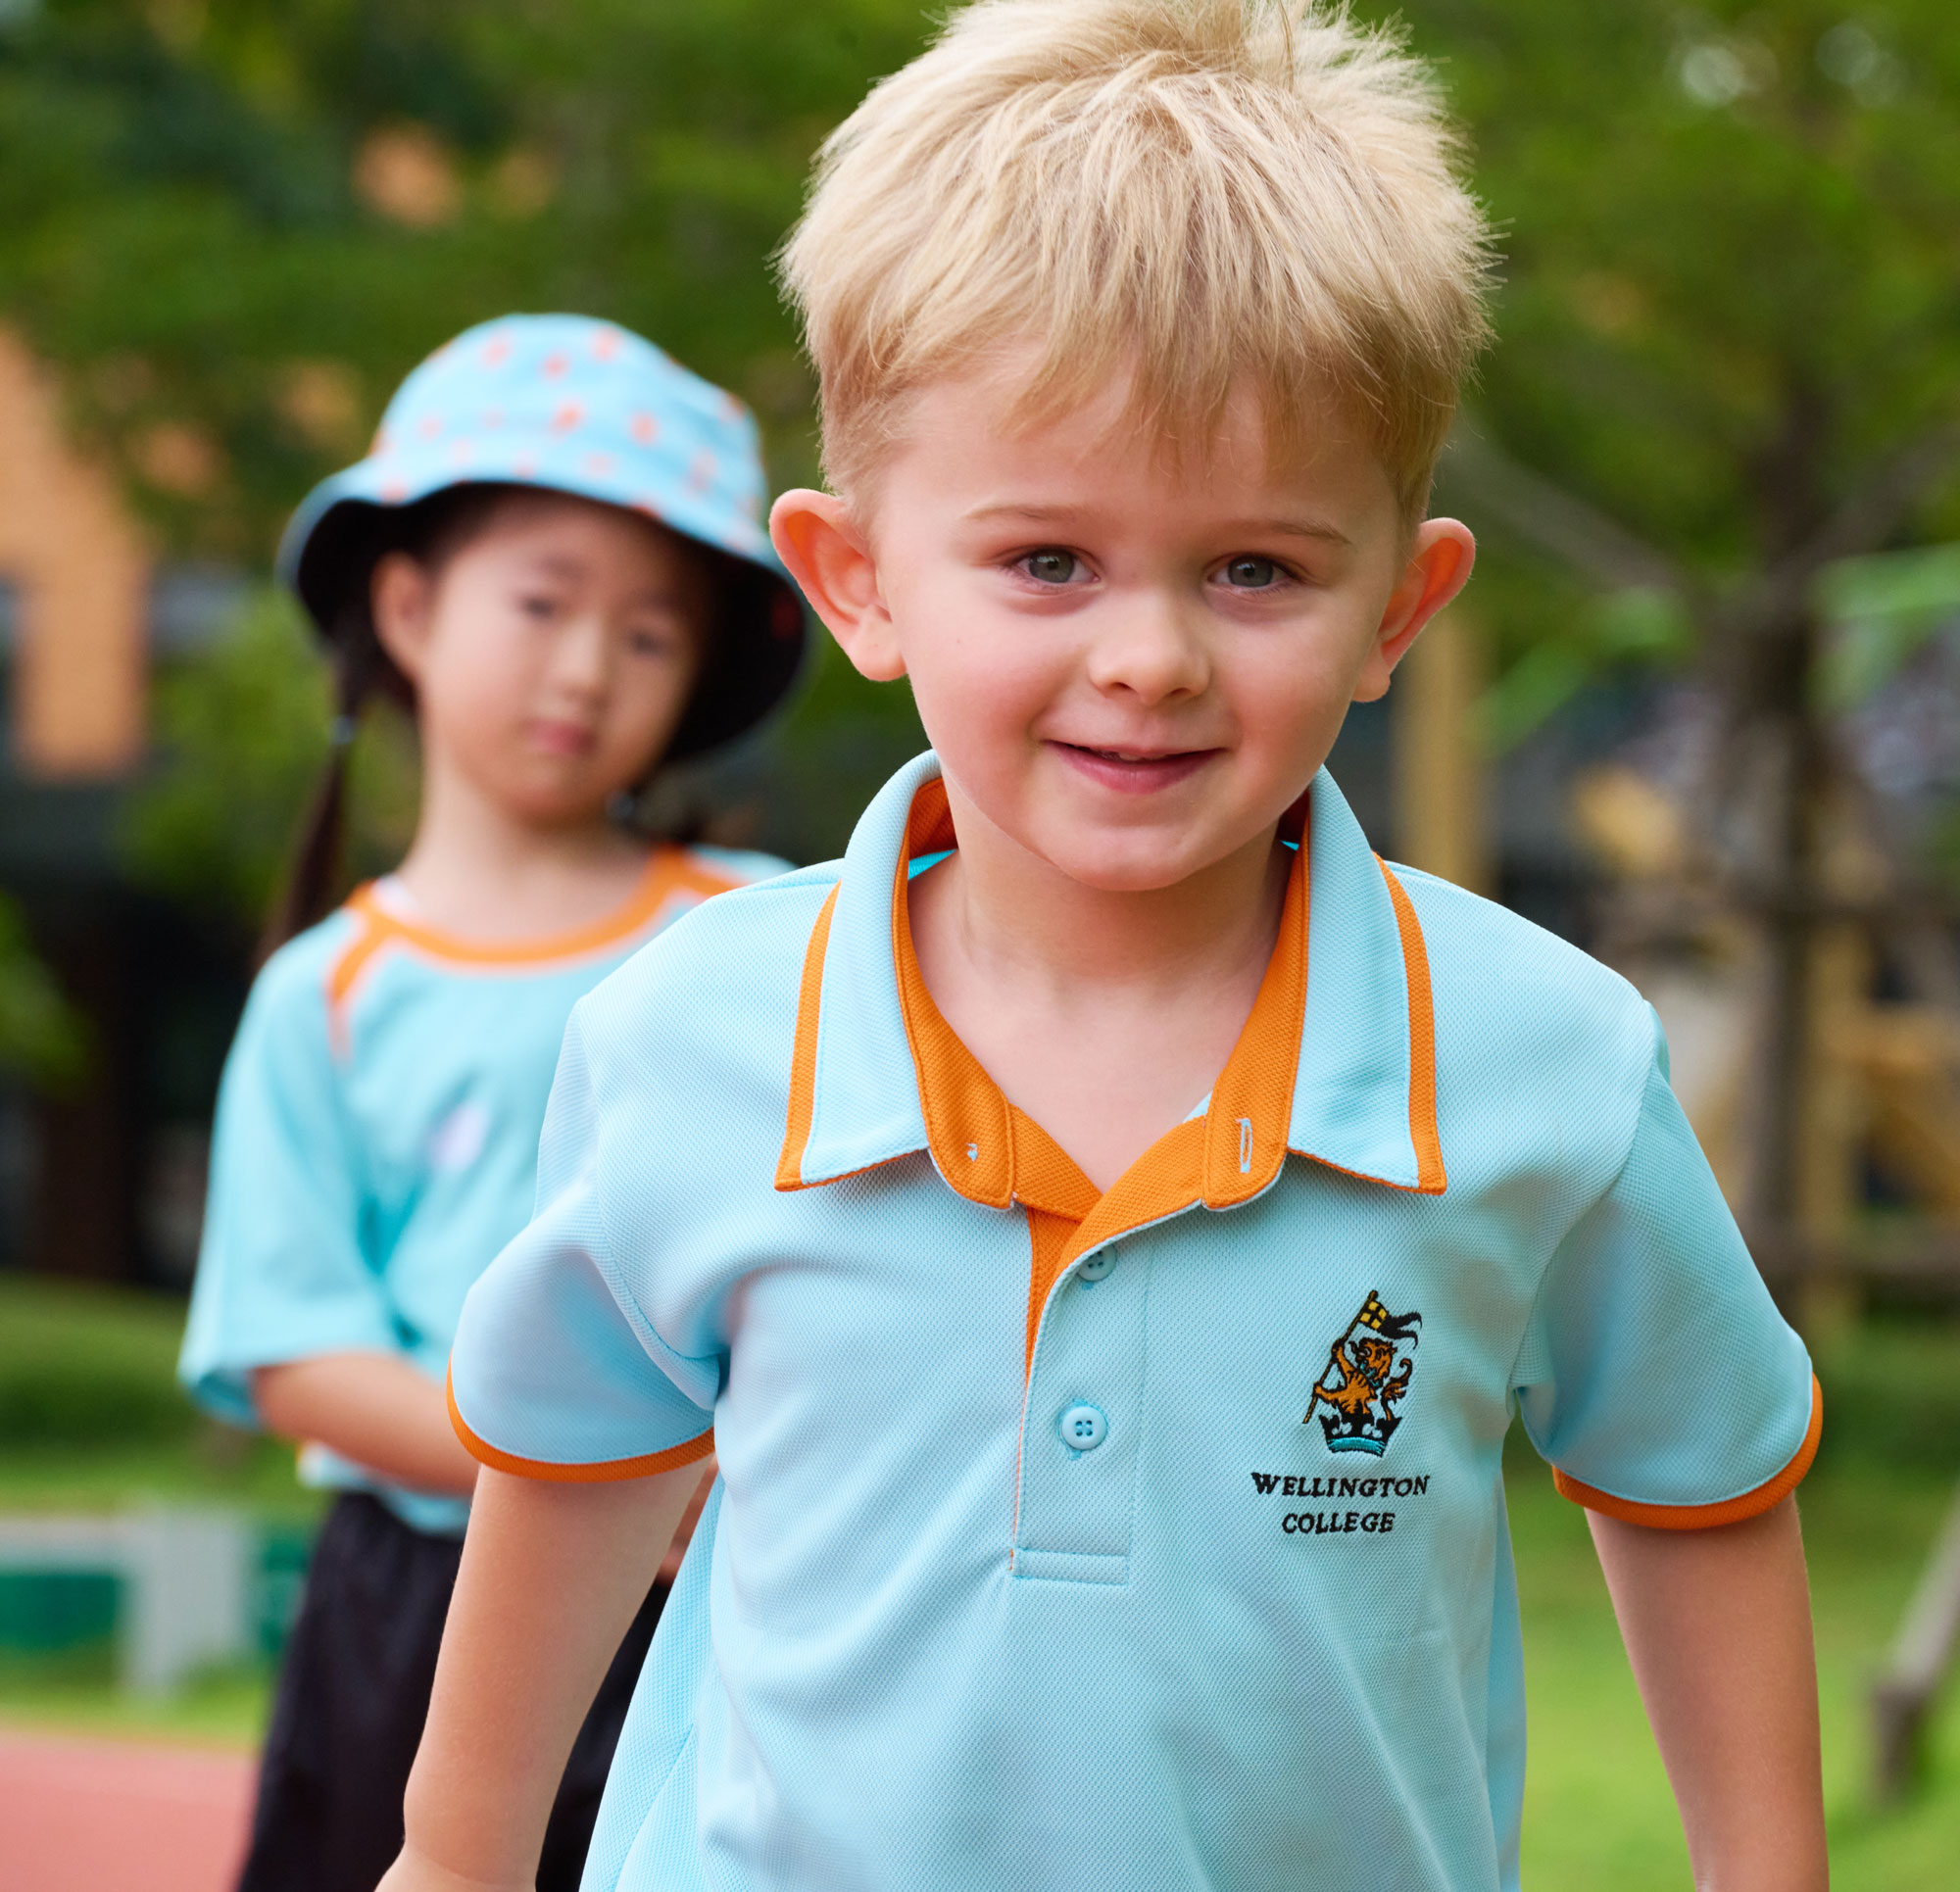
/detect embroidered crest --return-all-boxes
[1306,1290,1422,1456]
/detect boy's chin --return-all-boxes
[1024,828,1250,896]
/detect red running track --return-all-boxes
[0,1728,254,1892]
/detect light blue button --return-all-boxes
[1077,1250,1116,1284]
[1058,1403,1107,1452]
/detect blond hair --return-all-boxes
[780,0,1492,515]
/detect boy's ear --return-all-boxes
[369,552,435,687]
[1352,519,1476,703]
[768,490,906,682]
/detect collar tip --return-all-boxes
[1292,1141,1441,1195]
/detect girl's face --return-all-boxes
[372,491,707,828]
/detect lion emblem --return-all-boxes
[1307,1290,1422,1455]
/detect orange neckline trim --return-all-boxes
[328,846,739,1018]
[1551,1374,1822,1529]
[448,1365,715,1483]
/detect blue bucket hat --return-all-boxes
[277,313,805,761]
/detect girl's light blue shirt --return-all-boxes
[178,846,785,1535]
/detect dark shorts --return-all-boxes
[236,1491,662,1892]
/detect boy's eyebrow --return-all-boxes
[962,502,1352,547]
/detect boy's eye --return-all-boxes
[1018,549,1087,587]
[519,593,561,620]
[1219,556,1282,589]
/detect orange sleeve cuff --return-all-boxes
[1551,1373,1822,1529]
[447,1366,715,1483]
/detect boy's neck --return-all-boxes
[932,789,1287,994]
[908,781,1293,1191]
[390,757,651,944]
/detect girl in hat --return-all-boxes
[178,315,804,1892]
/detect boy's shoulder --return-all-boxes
[1388,861,1661,1169]
[1391,861,1649,1032]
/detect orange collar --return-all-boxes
[777,757,1444,1242]
[884,774,1306,1239]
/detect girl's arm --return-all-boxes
[1588,1495,1827,1892]
[254,1352,480,1496]
[380,1465,701,1892]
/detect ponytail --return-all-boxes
[257,609,388,962]
[261,485,510,961]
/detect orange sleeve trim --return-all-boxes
[447,1368,715,1482]
[1552,1374,1823,1529]
[774,884,840,1190]
[1375,860,1447,1195]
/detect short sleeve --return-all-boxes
[177,943,396,1427]
[1512,1018,1820,1528]
[447,1010,717,1480]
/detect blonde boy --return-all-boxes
[387,5,1827,1889]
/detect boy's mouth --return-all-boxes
[1053,742,1216,793]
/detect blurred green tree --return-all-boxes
[1402,0,1960,736]
[0,0,937,548]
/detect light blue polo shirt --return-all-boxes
[178,844,783,1536]
[450,752,1818,1890]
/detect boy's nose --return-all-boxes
[1083,593,1211,704]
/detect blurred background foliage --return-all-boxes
[0,0,1954,897]
[0,894,85,1087]
[1431,0,1960,740]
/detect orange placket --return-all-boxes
[886,778,1311,1379]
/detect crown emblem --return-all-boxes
[1306,1289,1422,1455]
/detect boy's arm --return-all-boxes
[254,1352,479,1496]
[380,1465,701,1892]
[1588,1495,1827,1892]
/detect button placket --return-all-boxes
[1015,1237,1152,1582]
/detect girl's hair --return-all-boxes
[260,484,576,957]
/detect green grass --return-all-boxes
[2,1273,1958,1878]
